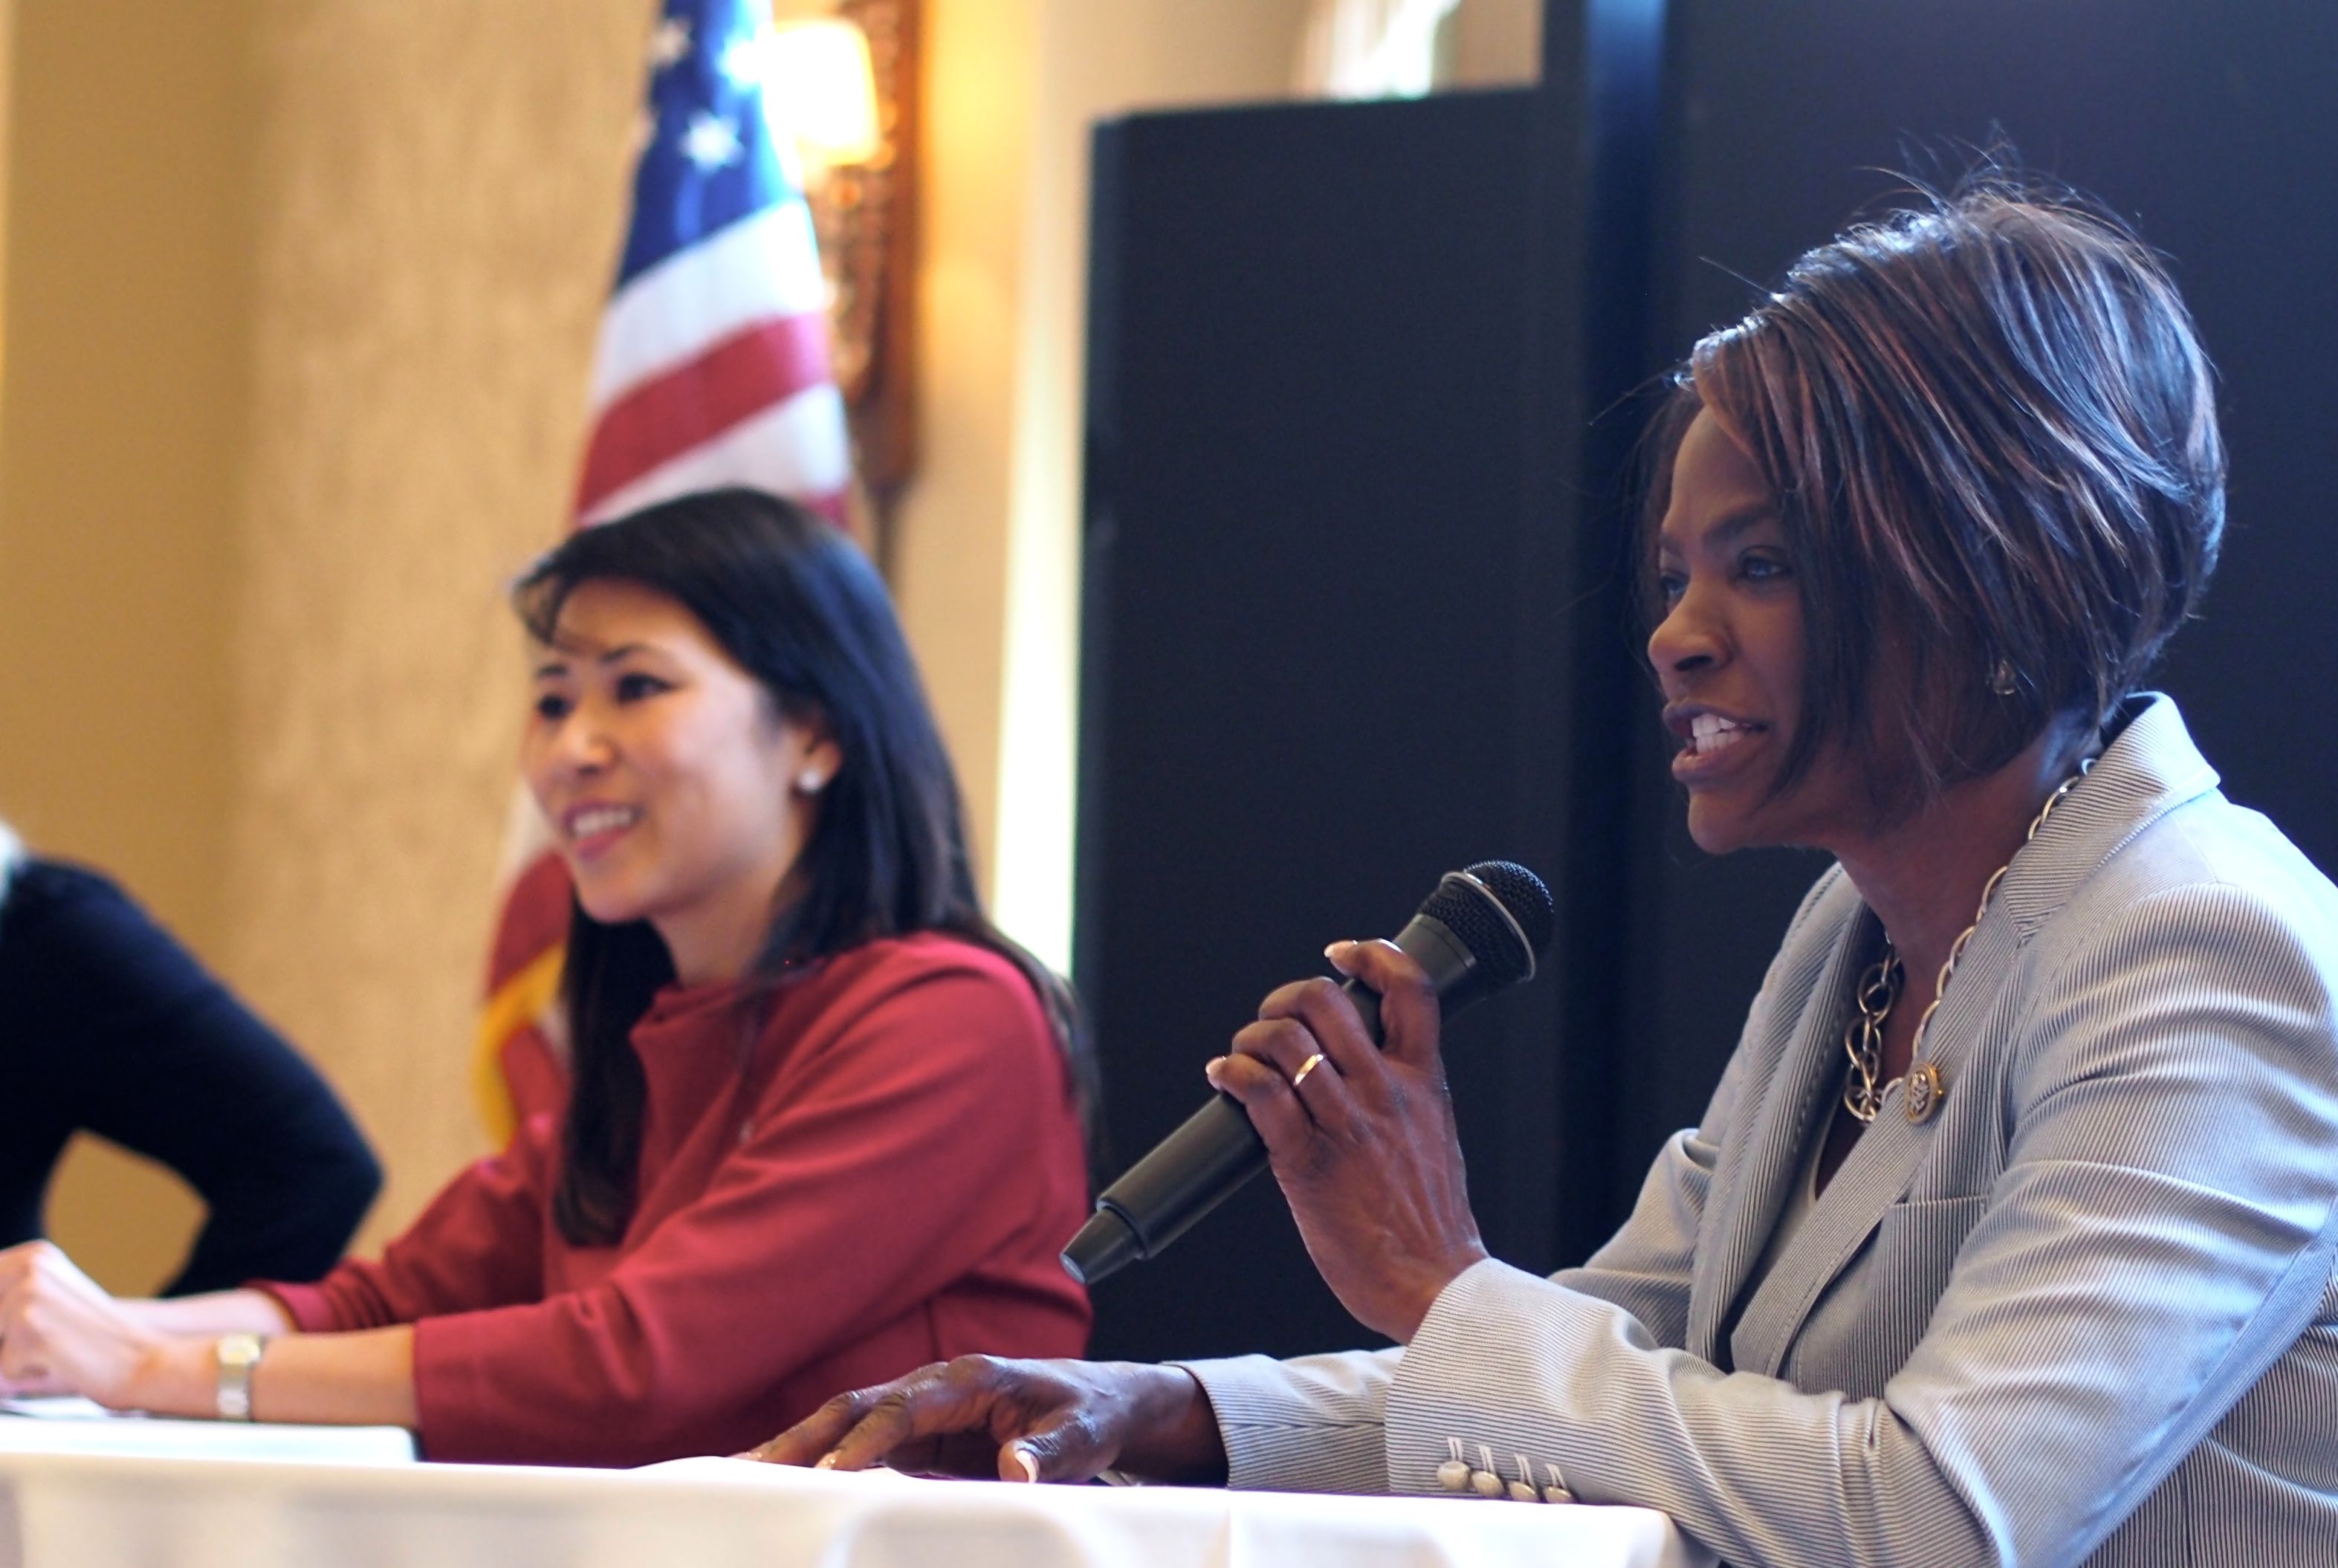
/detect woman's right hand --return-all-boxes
[748,1357,1228,1485]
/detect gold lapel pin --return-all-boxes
[1905,1062,1946,1124]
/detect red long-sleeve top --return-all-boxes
[260,933,1092,1465]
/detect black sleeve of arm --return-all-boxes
[20,864,382,1295]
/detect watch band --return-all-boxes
[215,1332,265,1422]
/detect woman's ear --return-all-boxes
[793,731,843,795]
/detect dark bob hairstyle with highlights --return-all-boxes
[514,488,1094,1246]
[1646,184,2227,811]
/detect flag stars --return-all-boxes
[719,33,768,91]
[681,111,743,170]
[648,16,692,71]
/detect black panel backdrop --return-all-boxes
[1078,91,1560,1362]
[1073,1,2338,1364]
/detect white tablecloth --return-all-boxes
[0,1448,1714,1568]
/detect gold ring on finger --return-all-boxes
[1289,1052,1327,1089]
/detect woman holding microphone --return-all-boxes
[754,189,2338,1564]
[0,490,1095,1465]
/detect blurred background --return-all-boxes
[7,0,2334,1373]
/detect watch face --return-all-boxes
[216,1334,264,1421]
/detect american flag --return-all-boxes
[577,0,852,522]
[473,0,853,1141]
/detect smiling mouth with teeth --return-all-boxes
[1685,714,1757,757]
[569,806,641,838]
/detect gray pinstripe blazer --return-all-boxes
[1185,696,2338,1567]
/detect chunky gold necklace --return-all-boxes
[1842,759,2091,1126]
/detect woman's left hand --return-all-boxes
[0,1242,172,1407]
[1208,939,1489,1343]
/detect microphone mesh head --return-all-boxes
[1417,861,1555,986]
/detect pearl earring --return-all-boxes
[1989,659,2019,697]
[796,769,829,794]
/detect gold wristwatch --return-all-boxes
[215,1332,265,1422]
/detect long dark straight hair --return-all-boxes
[514,489,1093,1246]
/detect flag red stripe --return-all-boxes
[574,311,834,518]
[802,487,852,527]
[485,850,574,992]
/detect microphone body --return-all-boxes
[1061,863,1551,1286]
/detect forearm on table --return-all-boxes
[109,1299,417,1430]
[123,1288,295,1338]
[247,1325,417,1428]
[104,1321,415,1431]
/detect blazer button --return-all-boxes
[1437,1438,1473,1492]
[1470,1444,1506,1497]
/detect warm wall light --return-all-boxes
[765,19,881,168]
[763,1,919,559]
[762,1,916,558]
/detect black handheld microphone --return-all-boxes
[1060,861,1555,1286]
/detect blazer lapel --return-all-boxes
[1726,694,2222,1377]
[1997,694,2219,938]
[1686,891,1874,1366]
[1726,957,2002,1379]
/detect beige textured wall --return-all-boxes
[0,0,251,953]
[0,0,13,391]
[883,0,1038,905]
[1451,0,1541,87]
[221,0,646,1246]
[0,0,257,1290]
[4,1,647,1272]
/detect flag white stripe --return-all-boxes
[588,201,829,407]
[579,383,852,525]
[493,779,554,887]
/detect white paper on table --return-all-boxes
[0,1397,114,1420]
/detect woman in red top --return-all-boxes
[0,490,1095,1464]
